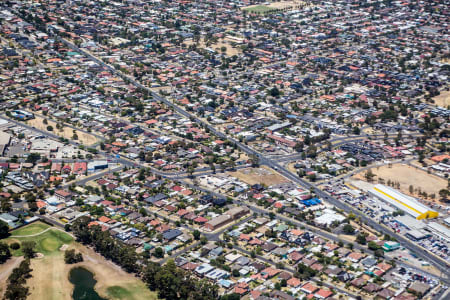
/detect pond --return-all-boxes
[69,267,107,300]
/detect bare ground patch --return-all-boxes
[228,166,288,186]
[433,90,450,108]
[184,38,241,56]
[26,116,98,146]
[352,163,448,203]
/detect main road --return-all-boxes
[47,35,450,278]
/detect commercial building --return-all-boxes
[0,212,17,226]
[382,241,400,251]
[204,206,250,231]
[426,222,450,243]
[204,215,232,231]
[226,206,250,220]
[87,160,108,172]
[370,184,438,220]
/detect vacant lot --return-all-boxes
[2,222,157,300]
[184,38,241,56]
[353,163,448,202]
[433,90,449,108]
[27,116,98,146]
[242,1,309,13]
[228,166,288,186]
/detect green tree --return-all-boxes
[356,234,367,245]
[3,259,32,300]
[269,86,280,97]
[220,294,240,300]
[232,269,240,277]
[21,241,36,259]
[64,249,83,264]
[0,241,12,263]
[342,224,355,234]
[374,249,384,258]
[368,241,380,251]
[0,220,9,238]
[153,247,164,258]
[193,229,201,240]
[25,153,41,164]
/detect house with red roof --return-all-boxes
[62,164,71,174]
[287,277,302,287]
[301,282,319,294]
[55,189,72,201]
[73,162,87,175]
[315,289,334,299]
[194,216,208,224]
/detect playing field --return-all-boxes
[243,5,274,14]
[1,222,158,300]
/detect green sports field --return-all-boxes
[5,222,73,256]
[243,5,275,14]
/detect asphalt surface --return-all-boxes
[24,34,450,281]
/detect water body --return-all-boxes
[69,267,107,300]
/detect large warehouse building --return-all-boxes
[370,184,438,220]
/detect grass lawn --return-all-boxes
[10,222,51,236]
[5,227,73,256]
[106,285,159,300]
[243,5,274,14]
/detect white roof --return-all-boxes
[427,222,450,242]
[371,184,436,218]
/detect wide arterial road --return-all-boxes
[56,35,450,278]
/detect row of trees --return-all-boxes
[143,260,218,300]
[0,241,11,264]
[71,217,139,273]
[64,249,83,264]
[3,259,33,300]
[71,217,218,299]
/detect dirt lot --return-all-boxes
[243,1,309,13]
[150,86,171,93]
[352,163,448,202]
[27,116,98,146]
[228,166,288,186]
[433,90,450,108]
[184,38,241,56]
[269,0,308,9]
